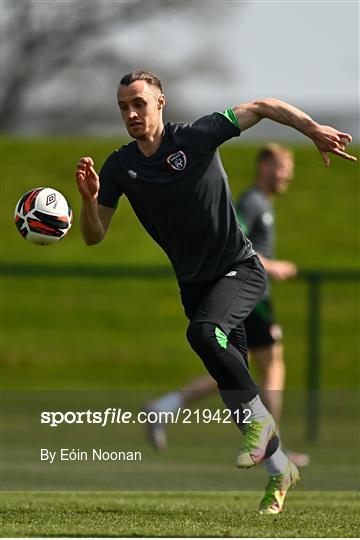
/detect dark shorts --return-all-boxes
[244,298,281,349]
[179,256,267,366]
[179,256,267,331]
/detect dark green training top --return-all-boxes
[98,109,255,283]
[236,186,274,260]
[236,186,275,297]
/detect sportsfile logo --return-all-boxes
[40,407,252,427]
[41,408,134,427]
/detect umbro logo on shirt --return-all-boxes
[128,169,138,179]
[166,150,187,171]
[225,271,237,277]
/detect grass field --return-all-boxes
[1,137,359,536]
[1,491,359,537]
[2,138,359,268]
[1,138,359,390]
[2,389,358,491]
[1,276,358,389]
[1,387,359,535]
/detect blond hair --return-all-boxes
[256,143,293,165]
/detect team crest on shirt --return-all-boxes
[166,150,187,171]
[262,212,273,226]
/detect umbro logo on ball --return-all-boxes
[46,193,56,205]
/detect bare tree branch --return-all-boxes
[1,0,236,133]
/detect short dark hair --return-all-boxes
[120,71,163,92]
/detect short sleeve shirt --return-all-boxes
[98,111,255,283]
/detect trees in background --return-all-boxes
[1,0,232,134]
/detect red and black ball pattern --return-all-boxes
[14,188,73,244]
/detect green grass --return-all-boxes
[1,277,358,389]
[2,408,359,536]
[1,137,359,390]
[1,138,359,267]
[0,137,359,536]
[1,491,359,537]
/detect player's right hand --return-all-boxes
[268,260,297,281]
[75,157,100,200]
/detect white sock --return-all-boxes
[242,394,270,422]
[151,391,183,414]
[265,447,289,476]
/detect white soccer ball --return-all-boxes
[14,187,73,245]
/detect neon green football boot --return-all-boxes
[235,414,277,468]
[259,460,300,515]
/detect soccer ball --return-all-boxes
[14,187,73,245]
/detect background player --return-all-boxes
[145,143,309,467]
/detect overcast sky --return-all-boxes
[6,0,359,136]
[177,1,359,114]
[240,2,357,105]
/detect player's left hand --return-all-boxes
[268,260,297,281]
[310,124,357,166]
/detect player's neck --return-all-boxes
[136,122,165,157]
[255,179,272,198]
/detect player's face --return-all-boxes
[117,81,165,139]
[265,156,294,194]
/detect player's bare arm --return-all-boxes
[75,156,115,245]
[233,99,357,166]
